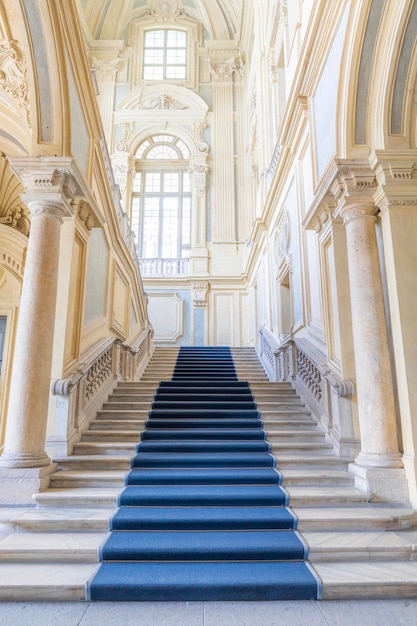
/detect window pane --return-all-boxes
[162,197,178,257]
[144,49,164,65]
[163,172,179,192]
[147,145,179,160]
[145,172,161,192]
[133,173,141,192]
[142,198,160,257]
[143,66,164,80]
[182,197,191,246]
[145,30,164,47]
[167,30,186,47]
[183,171,190,192]
[176,141,190,158]
[166,66,187,79]
[131,197,141,232]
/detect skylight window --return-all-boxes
[143,29,187,80]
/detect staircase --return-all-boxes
[0,346,417,600]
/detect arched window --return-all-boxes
[143,29,187,80]
[131,135,191,270]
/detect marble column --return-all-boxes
[340,200,408,500]
[0,159,76,503]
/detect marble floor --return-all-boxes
[0,600,417,626]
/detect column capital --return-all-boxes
[208,49,245,83]
[8,157,87,219]
[339,202,378,226]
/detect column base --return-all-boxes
[0,464,57,505]
[0,451,52,468]
[349,462,410,502]
[354,450,404,469]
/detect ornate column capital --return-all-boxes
[209,52,245,83]
[7,157,86,219]
[91,57,120,82]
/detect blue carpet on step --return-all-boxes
[88,346,320,601]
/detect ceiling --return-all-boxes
[79,0,244,42]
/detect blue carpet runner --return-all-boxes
[88,346,320,601]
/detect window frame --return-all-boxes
[129,16,201,89]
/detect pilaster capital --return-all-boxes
[208,50,245,83]
[8,157,86,219]
[91,57,120,82]
[188,156,208,197]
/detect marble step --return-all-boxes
[314,561,417,599]
[81,430,142,442]
[262,429,325,440]
[285,486,369,506]
[50,469,127,487]
[0,563,97,601]
[0,532,106,562]
[274,454,350,469]
[55,456,132,471]
[269,441,333,453]
[109,394,155,402]
[73,442,138,456]
[96,410,149,419]
[281,468,354,486]
[263,420,320,431]
[295,505,416,532]
[34,488,120,508]
[4,507,115,532]
[303,530,417,562]
[88,419,146,430]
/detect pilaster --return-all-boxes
[208,47,243,242]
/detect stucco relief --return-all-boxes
[0,38,30,127]
[0,156,30,236]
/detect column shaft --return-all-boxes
[1,208,62,467]
[343,205,401,467]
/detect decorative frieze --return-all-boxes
[138,95,188,110]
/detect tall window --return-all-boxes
[143,29,187,80]
[132,135,191,260]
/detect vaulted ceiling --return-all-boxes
[79,0,244,42]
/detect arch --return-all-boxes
[337,0,417,156]
[129,123,198,160]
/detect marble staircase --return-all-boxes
[0,347,417,600]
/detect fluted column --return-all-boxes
[0,159,76,501]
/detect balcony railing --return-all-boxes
[138,257,189,277]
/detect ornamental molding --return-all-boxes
[145,0,185,22]
[137,94,188,110]
[116,122,134,152]
[192,282,209,308]
[193,122,209,153]
[275,212,289,265]
[73,200,99,231]
[0,38,31,127]
[339,205,378,226]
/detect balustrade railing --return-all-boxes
[258,326,358,457]
[139,257,189,277]
[50,327,153,456]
